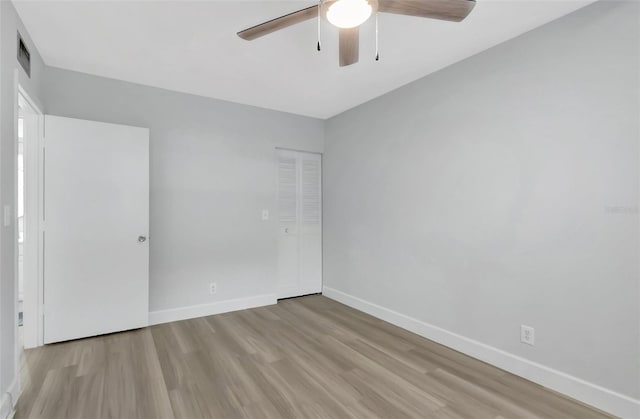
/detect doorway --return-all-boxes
[16,87,43,351]
[276,149,322,299]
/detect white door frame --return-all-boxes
[14,77,45,355]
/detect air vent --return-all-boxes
[17,32,31,77]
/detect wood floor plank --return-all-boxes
[15,295,613,419]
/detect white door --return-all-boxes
[43,116,149,344]
[277,149,322,299]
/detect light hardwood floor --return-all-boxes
[16,295,612,419]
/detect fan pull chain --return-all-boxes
[317,3,322,51]
[375,13,380,61]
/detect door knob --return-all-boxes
[138,236,147,243]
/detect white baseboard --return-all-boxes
[148,294,277,326]
[323,286,640,419]
[0,376,21,419]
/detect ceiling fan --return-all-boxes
[237,0,476,67]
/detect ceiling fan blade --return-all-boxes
[378,0,475,22]
[237,5,319,40]
[339,28,359,67]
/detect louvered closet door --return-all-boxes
[277,149,322,299]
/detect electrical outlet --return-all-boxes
[209,282,217,295]
[521,325,535,346]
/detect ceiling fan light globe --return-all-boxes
[326,0,373,29]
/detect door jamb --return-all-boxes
[15,77,45,357]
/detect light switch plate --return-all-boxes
[262,209,269,221]
[3,205,11,227]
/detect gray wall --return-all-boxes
[324,0,639,399]
[0,0,45,398]
[43,68,324,312]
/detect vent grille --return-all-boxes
[17,33,31,77]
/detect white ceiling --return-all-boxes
[14,0,595,119]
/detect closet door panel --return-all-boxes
[277,151,300,298]
[299,155,322,294]
[276,149,322,298]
